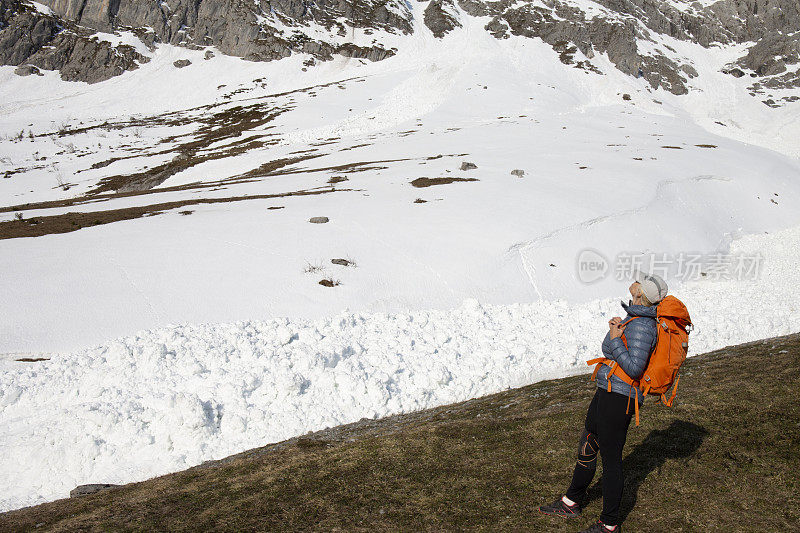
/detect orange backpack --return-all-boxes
[587,295,693,426]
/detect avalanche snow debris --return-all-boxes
[1,225,799,512]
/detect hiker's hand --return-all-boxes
[608,316,622,328]
[609,321,626,340]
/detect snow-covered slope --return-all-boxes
[0,0,798,513]
[2,10,799,353]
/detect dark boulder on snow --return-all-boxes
[14,64,42,76]
[724,67,745,78]
[460,162,477,171]
[173,59,191,68]
[511,169,524,178]
[70,484,119,498]
[309,216,330,224]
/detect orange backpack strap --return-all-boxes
[625,384,641,427]
[605,361,618,391]
[661,375,680,407]
[586,357,638,390]
[619,317,635,349]
[587,357,606,381]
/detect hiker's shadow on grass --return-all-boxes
[586,420,708,523]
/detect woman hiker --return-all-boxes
[538,271,668,533]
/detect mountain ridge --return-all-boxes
[1,0,798,100]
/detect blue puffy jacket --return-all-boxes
[595,301,658,404]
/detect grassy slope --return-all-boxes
[2,333,798,532]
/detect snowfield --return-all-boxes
[2,29,799,353]
[1,0,799,513]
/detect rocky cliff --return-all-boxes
[0,0,409,82]
[1,0,798,96]
[431,0,800,95]
[38,0,411,60]
[0,0,148,82]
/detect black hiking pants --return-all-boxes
[565,388,634,526]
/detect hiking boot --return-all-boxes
[538,496,581,519]
[579,519,622,532]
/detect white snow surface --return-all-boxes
[1,0,799,512]
[1,16,798,353]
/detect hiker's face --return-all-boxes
[629,282,643,305]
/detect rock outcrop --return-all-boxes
[37,0,409,62]
[734,32,800,83]
[0,0,406,81]
[69,483,119,497]
[14,63,42,75]
[0,0,148,82]
[446,0,800,96]
[424,0,462,38]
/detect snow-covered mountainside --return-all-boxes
[3,0,800,97]
[0,0,798,513]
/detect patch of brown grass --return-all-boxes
[89,103,285,194]
[410,177,479,188]
[0,187,353,240]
